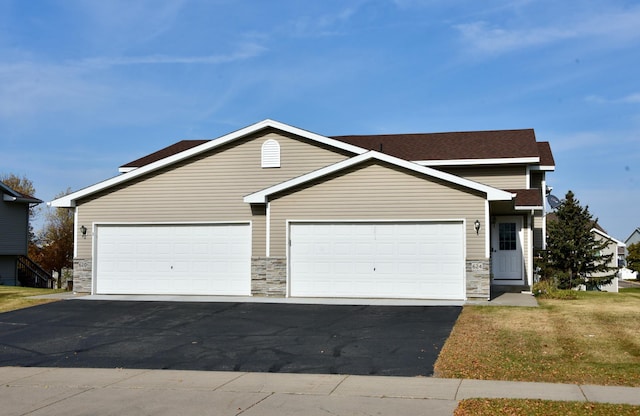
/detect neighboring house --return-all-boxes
[0,182,42,286]
[589,227,624,292]
[50,119,555,301]
[625,228,640,253]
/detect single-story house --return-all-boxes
[50,119,555,301]
[0,182,42,286]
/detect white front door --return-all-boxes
[491,216,524,281]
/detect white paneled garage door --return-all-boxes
[290,222,465,300]
[95,224,251,295]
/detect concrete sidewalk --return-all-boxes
[1,367,638,416]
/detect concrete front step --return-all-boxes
[491,284,531,296]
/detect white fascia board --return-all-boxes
[118,167,136,173]
[515,205,544,211]
[50,119,370,208]
[529,165,556,171]
[591,228,625,246]
[413,157,540,166]
[244,150,513,204]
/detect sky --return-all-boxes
[1,0,639,241]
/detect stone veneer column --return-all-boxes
[251,257,287,297]
[73,258,92,293]
[466,259,491,299]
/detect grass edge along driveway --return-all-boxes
[0,286,66,313]
[435,288,640,387]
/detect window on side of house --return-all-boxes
[261,139,280,168]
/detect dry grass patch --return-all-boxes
[455,399,640,416]
[435,289,640,386]
[0,286,65,313]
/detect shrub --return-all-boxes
[533,279,578,300]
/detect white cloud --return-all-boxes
[586,93,640,105]
[76,43,267,68]
[454,5,640,56]
[69,0,188,46]
[288,4,361,37]
[454,21,574,54]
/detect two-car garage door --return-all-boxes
[289,222,465,300]
[95,224,251,295]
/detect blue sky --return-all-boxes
[1,0,639,241]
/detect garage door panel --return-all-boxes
[290,222,465,300]
[96,224,250,295]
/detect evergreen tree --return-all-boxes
[627,242,640,278]
[545,190,616,289]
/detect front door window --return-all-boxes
[499,223,517,251]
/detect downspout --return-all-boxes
[265,201,270,257]
[528,209,535,288]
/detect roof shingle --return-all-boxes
[330,129,540,162]
[120,140,209,170]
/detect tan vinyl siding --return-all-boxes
[440,166,527,189]
[76,130,350,259]
[269,162,487,258]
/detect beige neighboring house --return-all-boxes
[589,227,625,292]
[50,119,556,301]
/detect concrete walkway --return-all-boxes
[1,367,638,416]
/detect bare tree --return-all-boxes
[37,189,74,287]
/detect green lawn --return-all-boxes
[0,286,66,313]
[435,288,640,386]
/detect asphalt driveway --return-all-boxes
[0,300,460,376]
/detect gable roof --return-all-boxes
[625,228,640,245]
[51,119,368,207]
[119,126,555,171]
[244,150,513,204]
[546,213,624,244]
[51,119,550,208]
[591,228,625,247]
[0,182,42,204]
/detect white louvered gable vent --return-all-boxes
[261,139,281,168]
